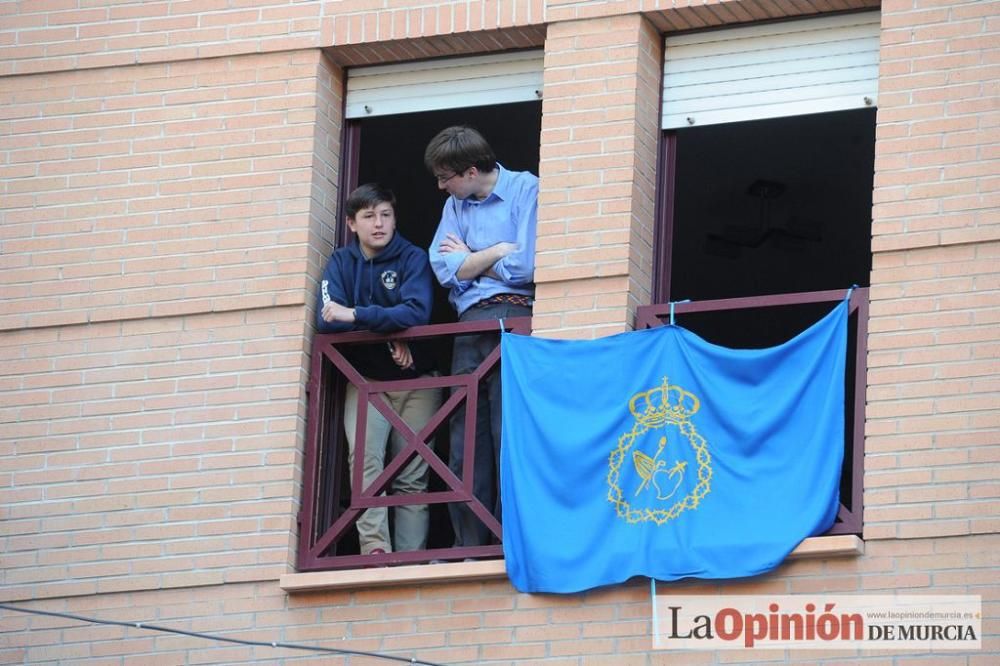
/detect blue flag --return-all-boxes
[500,299,847,594]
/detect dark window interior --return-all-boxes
[354,100,542,326]
[665,108,876,349]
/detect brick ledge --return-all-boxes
[279,535,863,593]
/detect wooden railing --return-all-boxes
[634,288,868,535]
[297,317,531,571]
[298,288,866,572]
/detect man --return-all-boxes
[425,126,538,548]
[316,183,440,556]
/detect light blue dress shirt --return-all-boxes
[429,164,539,316]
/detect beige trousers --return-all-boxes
[343,382,442,554]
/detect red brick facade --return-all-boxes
[1,0,996,663]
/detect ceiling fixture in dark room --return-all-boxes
[706,178,823,258]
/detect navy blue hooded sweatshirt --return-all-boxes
[316,232,435,380]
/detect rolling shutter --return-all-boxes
[345,50,544,119]
[662,12,880,129]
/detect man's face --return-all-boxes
[435,167,477,200]
[347,201,396,258]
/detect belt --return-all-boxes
[472,293,534,309]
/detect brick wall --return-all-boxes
[3,535,997,663]
[1,0,998,662]
[0,51,323,331]
[1,308,305,601]
[864,0,1000,542]
[0,49,334,601]
[0,1,322,76]
[0,0,545,75]
[307,53,344,282]
[551,0,881,28]
[533,14,661,338]
[324,0,545,50]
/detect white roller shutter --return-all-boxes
[345,50,544,119]
[662,12,880,129]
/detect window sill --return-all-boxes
[787,533,864,560]
[280,558,507,593]
[279,535,863,593]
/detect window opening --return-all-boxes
[653,108,875,535]
[304,100,542,567]
[354,101,542,327]
[667,109,875,309]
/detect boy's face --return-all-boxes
[347,201,396,258]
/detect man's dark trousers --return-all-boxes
[448,301,531,547]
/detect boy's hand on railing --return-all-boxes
[388,340,414,370]
[322,301,356,323]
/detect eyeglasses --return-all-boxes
[435,170,463,185]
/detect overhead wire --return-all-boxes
[0,603,448,666]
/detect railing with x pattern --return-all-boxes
[298,317,532,571]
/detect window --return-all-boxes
[349,101,541,327]
[298,53,542,570]
[644,13,880,535]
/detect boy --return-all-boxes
[317,183,440,555]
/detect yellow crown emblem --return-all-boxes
[628,377,700,427]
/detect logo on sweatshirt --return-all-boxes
[380,270,398,291]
